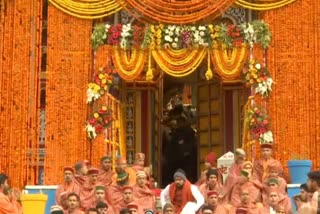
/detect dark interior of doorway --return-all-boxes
[160,74,198,187]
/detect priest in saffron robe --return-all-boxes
[79,168,100,210]
[228,169,262,206]
[199,168,224,202]
[55,166,80,209]
[196,152,219,186]
[97,156,114,187]
[204,190,227,214]
[224,149,246,195]
[260,187,293,214]
[133,171,155,211]
[74,161,89,188]
[229,188,263,214]
[0,173,22,214]
[160,169,204,214]
[66,192,85,214]
[113,186,144,214]
[112,158,136,186]
[127,203,143,214]
[253,144,283,183]
[88,186,113,213]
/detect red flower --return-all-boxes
[89,118,96,125]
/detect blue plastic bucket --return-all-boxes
[287,160,312,184]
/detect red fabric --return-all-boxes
[133,184,155,211]
[108,185,124,208]
[97,168,114,187]
[205,152,216,166]
[113,200,144,214]
[169,180,194,213]
[199,183,224,202]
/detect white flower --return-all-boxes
[168,25,176,31]
[191,26,196,31]
[199,31,205,36]
[169,37,173,42]
[175,27,181,35]
[255,63,261,70]
[87,88,100,103]
[174,37,178,42]
[169,31,174,36]
[260,131,274,143]
[164,35,171,42]
[172,42,178,48]
[199,39,204,45]
[266,78,273,88]
[105,24,110,31]
[86,124,97,139]
[198,26,206,31]
[165,29,169,34]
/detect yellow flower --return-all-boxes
[150,25,155,33]
[102,106,107,111]
[249,59,255,65]
[257,79,262,83]
[252,74,258,79]
[104,86,108,90]
[214,26,220,32]
[99,89,105,95]
[88,83,94,88]
[159,24,164,29]
[98,74,104,79]
[150,42,156,48]
[246,75,251,80]
[101,79,107,84]
[208,24,214,32]
[93,113,99,118]
[107,80,112,84]
[210,34,215,39]
[94,85,101,91]
[249,79,254,84]
[156,39,161,44]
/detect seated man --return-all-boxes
[98,156,115,187]
[0,173,22,214]
[80,168,100,210]
[199,169,224,202]
[160,169,204,214]
[261,188,293,214]
[162,202,175,214]
[89,185,113,213]
[95,201,109,214]
[201,205,214,214]
[205,190,227,214]
[294,183,313,213]
[229,188,262,214]
[127,203,141,214]
[133,171,155,211]
[196,152,220,186]
[113,186,143,213]
[66,192,85,214]
[86,208,98,214]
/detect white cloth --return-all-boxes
[269,207,276,214]
[160,183,204,212]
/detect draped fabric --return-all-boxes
[0,0,42,188]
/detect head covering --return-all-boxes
[241,161,253,169]
[83,160,90,166]
[135,153,145,160]
[100,155,111,163]
[268,162,281,171]
[268,178,279,185]
[95,185,106,191]
[206,168,219,179]
[163,202,175,212]
[205,152,216,166]
[235,148,246,157]
[260,143,273,149]
[236,207,248,214]
[87,168,99,175]
[127,203,138,210]
[50,205,64,212]
[121,186,133,192]
[173,169,187,181]
[240,169,249,178]
[207,190,218,197]
[63,166,74,174]
[117,157,127,165]
[136,171,147,178]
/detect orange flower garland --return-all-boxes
[116,0,236,24]
[211,44,249,81]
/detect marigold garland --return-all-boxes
[151,48,206,77]
[211,44,249,81]
[48,0,123,19]
[111,46,147,81]
[235,0,296,10]
[116,0,235,24]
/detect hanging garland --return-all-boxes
[235,0,296,11]
[211,44,249,80]
[115,0,236,24]
[48,0,123,19]
[111,47,148,81]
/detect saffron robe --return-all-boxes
[224,163,242,195]
[229,180,262,206]
[88,200,114,214]
[79,181,100,210]
[108,184,125,208]
[253,158,283,182]
[133,184,155,211]
[260,194,293,214]
[0,192,22,214]
[113,200,144,214]
[199,204,227,214]
[112,167,137,186]
[229,203,263,214]
[97,168,114,187]
[65,208,85,214]
[262,176,287,204]
[55,181,80,207]
[198,182,224,202]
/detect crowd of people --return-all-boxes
[1,144,320,214]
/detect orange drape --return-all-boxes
[262,0,320,172]
[44,4,92,184]
[0,0,42,187]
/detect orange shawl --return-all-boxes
[169,180,194,213]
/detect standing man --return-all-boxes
[307,171,320,213]
[133,171,155,211]
[98,156,115,187]
[80,168,100,210]
[0,173,22,214]
[160,169,204,214]
[253,144,283,182]
[55,166,79,208]
[224,149,246,195]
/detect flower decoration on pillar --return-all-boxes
[86,106,113,139]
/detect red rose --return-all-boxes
[89,118,96,125]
